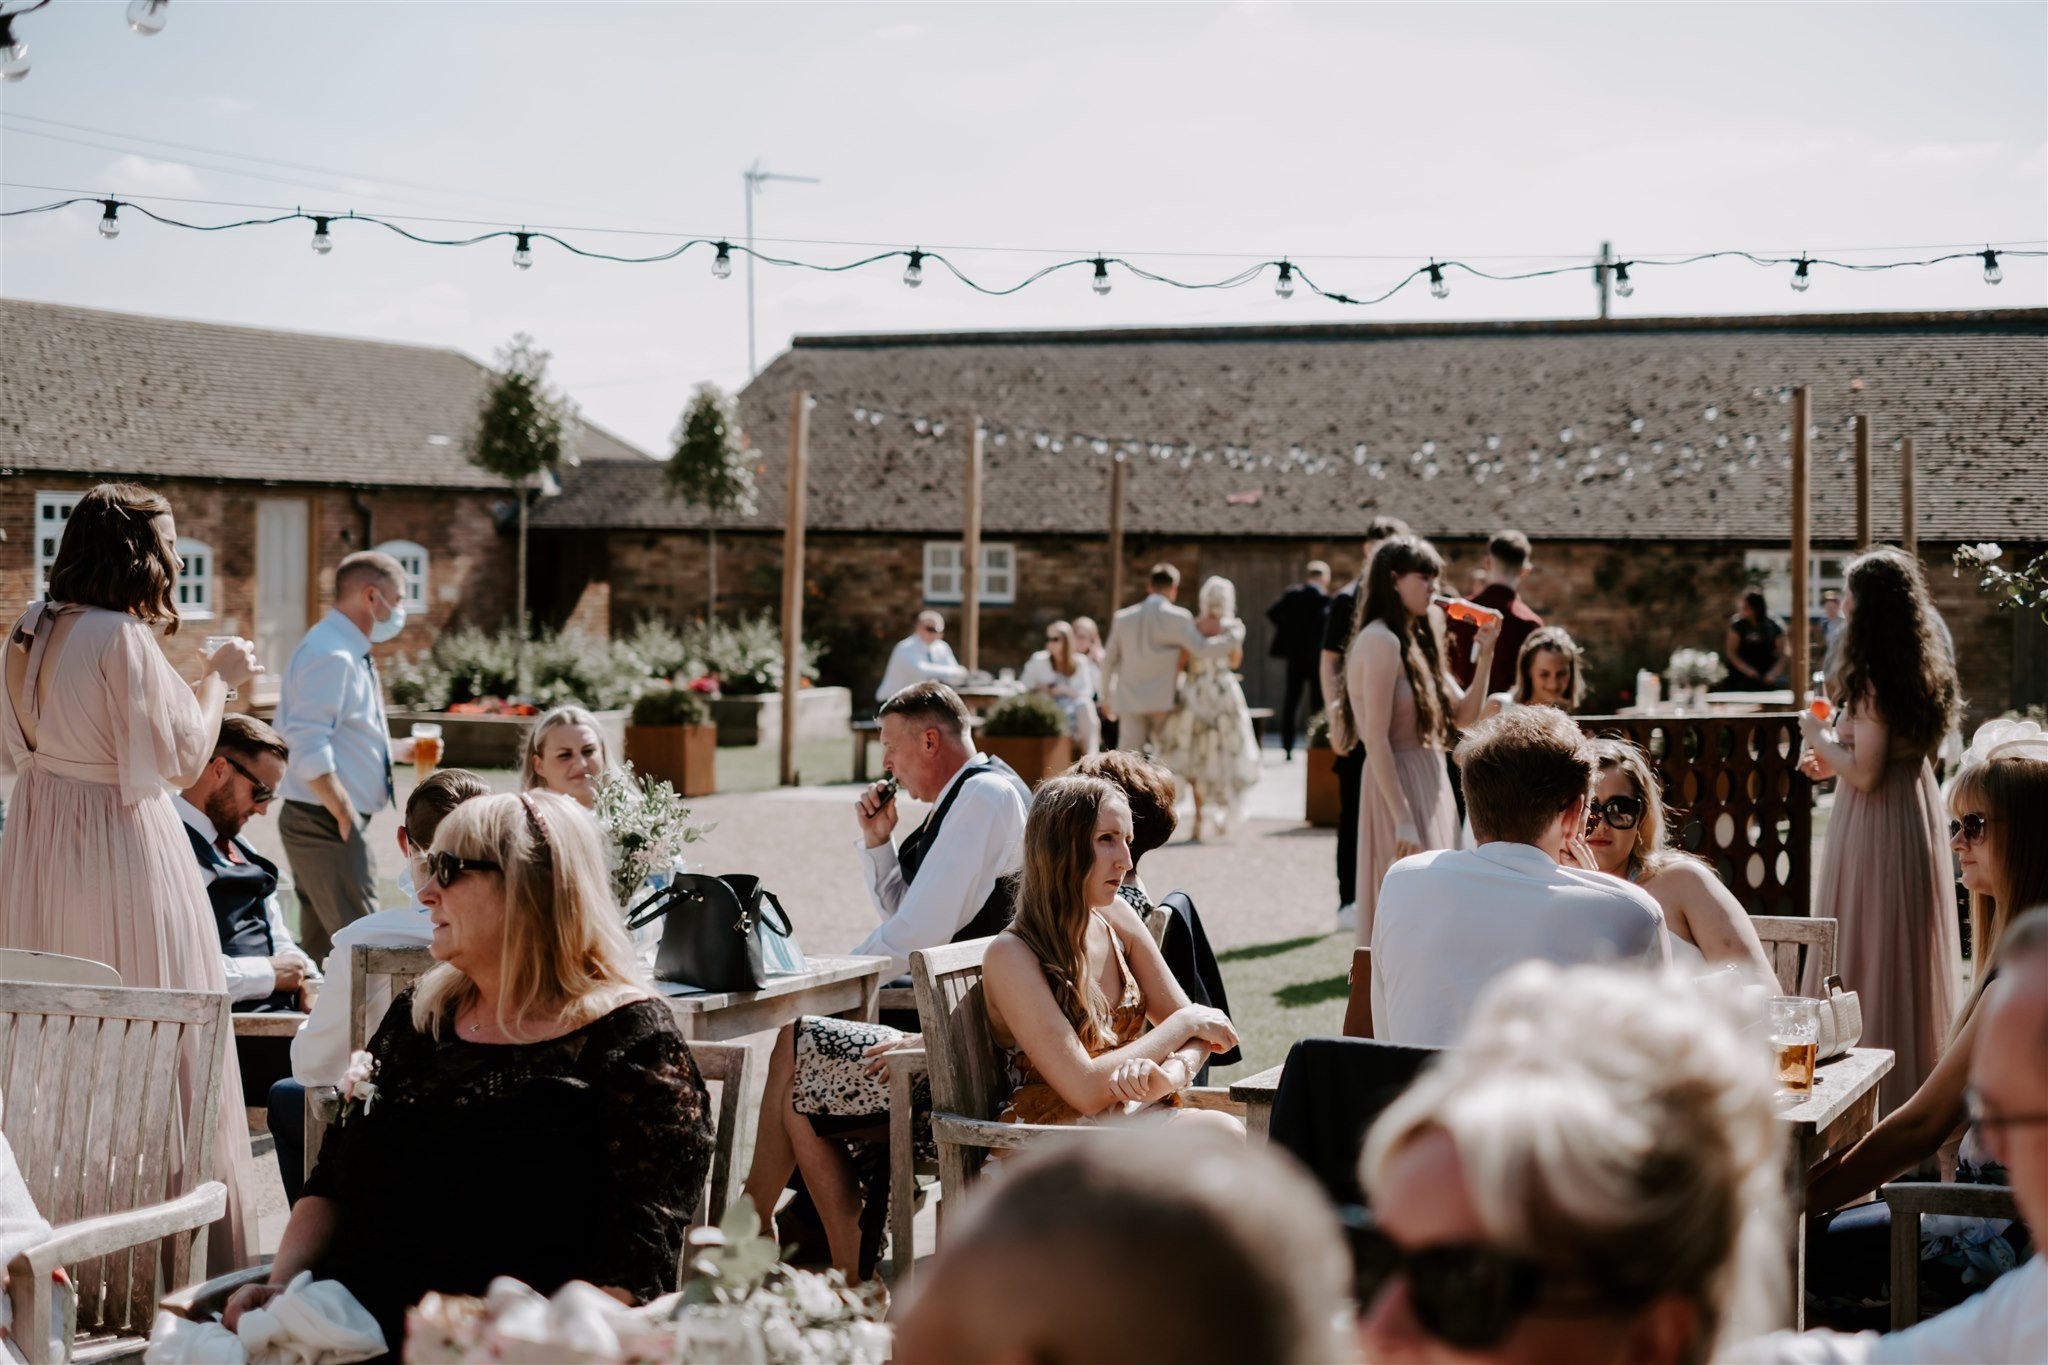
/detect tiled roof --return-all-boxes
[537,309,2047,543]
[0,299,649,488]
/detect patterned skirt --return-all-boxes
[791,1015,934,1162]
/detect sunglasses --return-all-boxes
[1949,813,2000,845]
[424,851,500,888]
[219,753,275,805]
[1585,794,1645,832]
[1343,1210,1627,1350]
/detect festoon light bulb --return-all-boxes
[1275,260,1294,299]
[1091,257,1111,296]
[1981,249,2003,286]
[98,200,121,239]
[711,242,732,280]
[1791,257,1812,292]
[127,0,169,36]
[512,233,533,270]
[1614,262,1634,298]
[0,17,28,83]
[1426,261,1449,300]
[903,249,924,288]
[311,217,333,254]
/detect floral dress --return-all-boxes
[999,914,1179,1126]
[1149,620,1261,821]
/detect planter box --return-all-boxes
[708,686,852,748]
[626,723,718,798]
[388,708,628,771]
[979,734,1073,789]
[1304,745,1342,828]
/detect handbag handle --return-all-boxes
[757,889,794,939]
[624,882,679,932]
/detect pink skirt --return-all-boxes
[1356,745,1460,943]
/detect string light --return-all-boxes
[711,241,732,279]
[903,249,924,289]
[0,17,28,83]
[1427,261,1449,300]
[1791,257,1812,292]
[512,231,533,269]
[310,216,332,254]
[1275,260,1295,299]
[126,0,169,35]
[1091,257,1112,296]
[1614,261,1634,298]
[97,199,120,239]
[1981,248,2003,285]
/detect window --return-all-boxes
[173,538,215,619]
[373,540,430,611]
[32,492,80,599]
[922,542,1015,605]
[1743,551,1848,621]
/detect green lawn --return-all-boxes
[1207,931,1356,1085]
[715,738,861,793]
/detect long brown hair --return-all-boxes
[1045,620,1077,678]
[1513,626,1587,711]
[1356,535,1452,747]
[1007,774,1124,1053]
[1830,549,1958,756]
[1946,743,2048,1037]
[1591,737,1697,882]
[46,482,181,631]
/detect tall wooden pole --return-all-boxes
[779,392,810,788]
[1900,437,1918,559]
[1853,415,1872,550]
[1790,386,1811,703]
[961,419,984,673]
[1106,453,1127,620]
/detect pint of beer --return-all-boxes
[411,722,444,782]
[1769,996,1821,1096]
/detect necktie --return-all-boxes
[365,653,396,809]
[215,833,244,865]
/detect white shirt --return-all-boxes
[1734,1255,2047,1363]
[875,633,969,704]
[853,754,1031,975]
[290,901,437,1086]
[174,794,318,1004]
[275,610,393,816]
[1018,650,1099,703]
[1371,842,1669,1046]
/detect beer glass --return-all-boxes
[203,636,239,701]
[1769,996,1821,1096]
[410,722,443,783]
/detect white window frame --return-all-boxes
[922,541,1016,605]
[173,537,215,619]
[1743,550,1848,621]
[32,492,81,599]
[373,539,430,612]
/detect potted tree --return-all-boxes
[978,692,1073,789]
[1303,710,1342,828]
[626,683,718,798]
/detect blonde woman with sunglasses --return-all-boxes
[1581,739,1772,979]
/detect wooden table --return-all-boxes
[661,954,888,1042]
[1781,1047,1893,1327]
[954,683,1024,715]
[1226,1062,1287,1141]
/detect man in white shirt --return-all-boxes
[1101,564,1242,753]
[1371,706,1667,1046]
[174,714,321,1098]
[852,682,1031,981]
[1741,907,2048,1364]
[875,611,970,705]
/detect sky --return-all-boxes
[2,1,2043,455]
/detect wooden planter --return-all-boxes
[626,722,719,798]
[1304,744,1342,828]
[979,734,1073,789]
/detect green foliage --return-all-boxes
[590,764,712,906]
[664,383,758,518]
[622,615,694,680]
[469,334,578,486]
[388,626,653,711]
[689,612,820,696]
[631,683,712,728]
[1955,542,2048,623]
[981,690,1069,738]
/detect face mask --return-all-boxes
[369,597,407,644]
[396,861,418,904]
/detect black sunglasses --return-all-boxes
[425,851,500,888]
[1949,813,2001,845]
[1585,794,1645,832]
[219,753,275,805]
[1343,1209,1626,1350]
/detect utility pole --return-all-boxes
[743,160,821,379]
[1595,240,1614,320]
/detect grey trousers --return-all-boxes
[1118,712,1165,754]
[278,799,379,971]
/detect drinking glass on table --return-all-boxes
[1769,996,1821,1096]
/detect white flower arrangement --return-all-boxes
[591,762,714,908]
[338,1049,378,1125]
[1667,648,1729,690]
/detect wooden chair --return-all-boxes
[681,1040,749,1229]
[1751,916,1838,995]
[0,951,121,988]
[0,981,232,1364]
[1880,1180,2021,1329]
[1341,946,1373,1039]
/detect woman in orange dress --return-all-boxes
[982,774,1243,1132]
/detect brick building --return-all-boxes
[533,308,2048,719]
[1,300,647,701]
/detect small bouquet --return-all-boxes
[339,1049,379,1126]
[591,762,714,908]
[1667,648,1729,690]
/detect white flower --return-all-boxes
[340,1049,379,1114]
[1970,542,2004,563]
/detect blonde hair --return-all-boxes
[519,705,617,793]
[1008,775,1125,1054]
[1512,625,1587,711]
[1591,737,1697,882]
[1045,620,1078,678]
[411,791,648,1041]
[1360,964,1786,1365]
[1197,576,1238,621]
[1946,740,2048,1040]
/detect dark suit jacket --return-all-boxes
[1156,890,1240,1080]
[1265,584,1330,665]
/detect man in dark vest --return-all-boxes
[1264,560,1331,760]
[853,681,1032,992]
[174,714,321,1097]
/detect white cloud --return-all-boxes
[104,155,202,195]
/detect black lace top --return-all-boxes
[305,991,711,1347]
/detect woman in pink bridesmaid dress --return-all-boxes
[0,483,262,1272]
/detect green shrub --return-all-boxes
[982,691,1069,739]
[631,684,712,728]
[689,613,820,696]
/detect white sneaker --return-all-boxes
[1335,902,1358,933]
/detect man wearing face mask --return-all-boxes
[276,550,416,969]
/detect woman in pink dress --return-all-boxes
[0,482,262,1271]
[1345,535,1499,943]
[1798,547,1962,1115]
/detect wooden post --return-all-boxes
[961,419,984,673]
[1106,453,1127,620]
[1790,386,1811,703]
[1900,437,1918,559]
[1853,415,1872,550]
[779,392,810,788]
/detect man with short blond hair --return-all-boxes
[1102,564,1239,753]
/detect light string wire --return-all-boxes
[4,193,2041,304]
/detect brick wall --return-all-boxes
[1,475,515,692]
[550,525,2034,721]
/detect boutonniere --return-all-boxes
[339,1049,379,1124]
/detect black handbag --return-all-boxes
[626,873,794,993]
